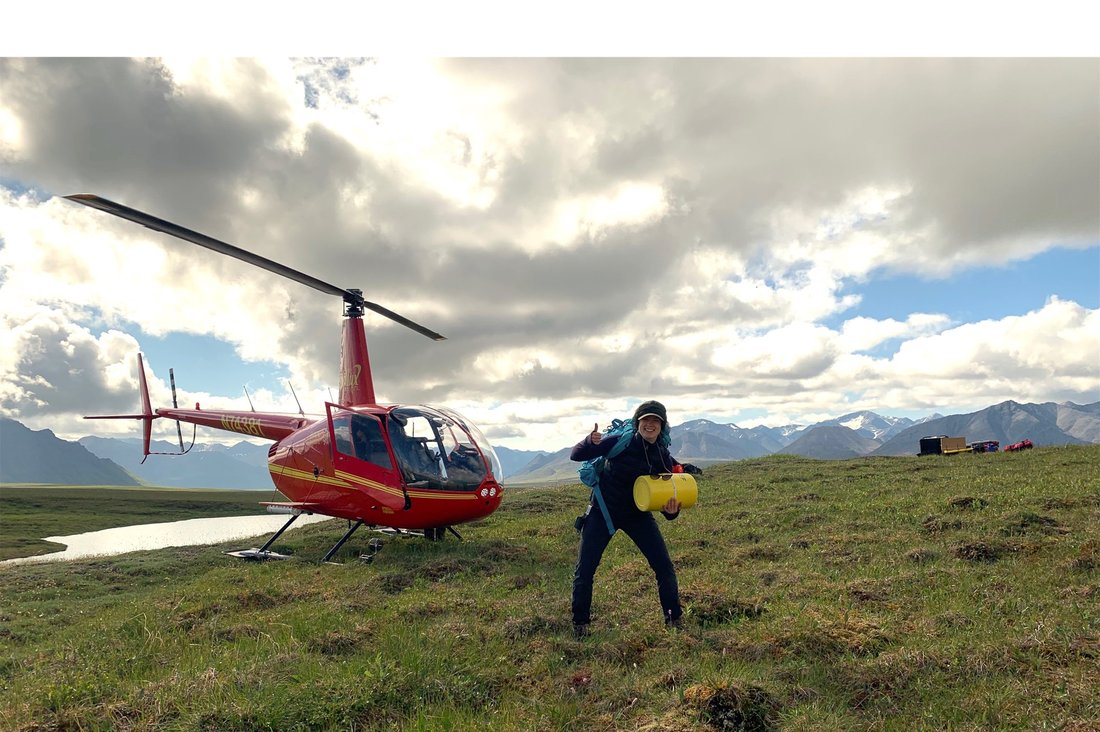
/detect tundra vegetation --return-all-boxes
[1,446,1098,731]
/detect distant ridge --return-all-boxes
[873,401,1100,456]
[0,418,139,485]
[778,425,882,460]
[78,436,272,489]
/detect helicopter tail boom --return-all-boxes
[87,354,311,454]
[152,407,309,442]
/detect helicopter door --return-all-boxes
[327,408,396,477]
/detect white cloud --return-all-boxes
[1,58,1097,452]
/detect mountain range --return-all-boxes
[2,400,1098,487]
[503,400,1100,484]
[0,418,140,486]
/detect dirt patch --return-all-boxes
[682,590,766,627]
[1067,540,1100,571]
[420,558,467,581]
[833,649,950,711]
[953,541,1016,563]
[235,588,300,610]
[503,614,569,640]
[921,515,962,533]
[308,630,362,656]
[1059,584,1100,600]
[211,624,263,642]
[847,580,890,603]
[1041,495,1100,510]
[684,681,779,731]
[1016,634,1100,663]
[1000,512,1062,536]
[948,496,989,510]
[175,603,224,631]
[906,547,938,564]
[479,541,531,563]
[376,572,415,594]
[781,612,891,658]
[510,574,539,590]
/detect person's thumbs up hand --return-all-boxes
[590,423,602,444]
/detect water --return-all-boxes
[3,513,336,565]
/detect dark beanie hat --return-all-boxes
[633,400,667,424]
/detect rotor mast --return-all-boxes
[340,289,376,406]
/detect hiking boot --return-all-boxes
[665,616,684,631]
[573,623,590,639]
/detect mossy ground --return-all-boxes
[2,445,1098,730]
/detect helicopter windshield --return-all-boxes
[386,406,501,491]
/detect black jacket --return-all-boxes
[571,431,680,528]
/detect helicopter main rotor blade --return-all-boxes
[65,194,445,341]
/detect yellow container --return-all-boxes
[633,473,698,512]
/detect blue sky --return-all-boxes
[1,57,1097,451]
[125,327,292,400]
[845,247,1099,326]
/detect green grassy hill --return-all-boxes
[2,446,1098,730]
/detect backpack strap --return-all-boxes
[590,481,615,535]
[591,422,634,535]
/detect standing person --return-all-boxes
[570,400,684,637]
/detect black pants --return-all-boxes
[571,509,682,625]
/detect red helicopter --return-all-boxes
[68,194,504,561]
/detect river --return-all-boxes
[3,513,337,565]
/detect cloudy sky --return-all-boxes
[1,52,1098,453]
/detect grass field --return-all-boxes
[1,446,1098,731]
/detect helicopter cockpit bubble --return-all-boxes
[386,406,501,491]
[434,406,504,481]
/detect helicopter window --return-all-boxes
[334,414,393,471]
[352,416,392,470]
[435,406,503,481]
[333,417,353,456]
[387,406,490,491]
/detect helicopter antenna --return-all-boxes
[65,194,445,341]
[287,381,305,417]
[169,368,185,452]
[243,386,256,412]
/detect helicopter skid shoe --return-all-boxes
[374,527,425,538]
[224,548,293,561]
[225,513,301,560]
[359,537,385,563]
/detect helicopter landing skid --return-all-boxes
[225,512,302,560]
[224,548,293,561]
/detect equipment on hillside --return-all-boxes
[918,435,973,456]
[69,194,504,562]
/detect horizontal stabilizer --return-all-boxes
[85,414,150,420]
